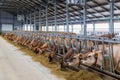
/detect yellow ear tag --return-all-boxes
[94,53,98,58]
[79,54,82,59]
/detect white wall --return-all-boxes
[2,24,13,31]
[23,24,34,31]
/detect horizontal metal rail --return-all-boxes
[81,64,120,80]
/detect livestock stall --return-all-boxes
[0,0,120,80]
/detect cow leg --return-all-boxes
[59,48,73,70]
[33,47,39,54]
[63,48,73,60]
[59,58,68,71]
[48,53,53,62]
[115,58,120,74]
[38,49,43,54]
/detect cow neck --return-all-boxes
[93,57,98,65]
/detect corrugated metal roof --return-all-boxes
[0,0,119,25]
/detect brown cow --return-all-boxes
[82,44,120,73]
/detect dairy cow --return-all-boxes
[82,44,120,73]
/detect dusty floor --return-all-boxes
[0,36,64,80]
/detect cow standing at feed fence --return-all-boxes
[59,38,88,71]
[58,33,97,71]
[81,44,120,73]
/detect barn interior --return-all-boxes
[0,0,120,80]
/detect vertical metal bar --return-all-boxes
[34,10,36,31]
[102,38,105,70]
[108,42,112,72]
[64,24,65,32]
[18,23,20,31]
[110,43,115,73]
[0,9,1,32]
[83,0,87,49]
[41,25,42,31]
[52,25,53,31]
[39,7,42,31]
[12,16,15,31]
[21,14,23,31]
[109,0,115,73]
[71,23,73,32]
[81,23,83,35]
[23,15,25,31]
[30,11,32,31]
[21,14,24,31]
[46,2,48,31]
[26,13,28,31]
[57,25,59,32]
[109,0,114,34]
[54,0,57,31]
[83,0,87,36]
[93,22,95,34]
[66,0,69,32]
[25,14,27,31]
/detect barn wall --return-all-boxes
[2,24,13,31]
[0,10,15,31]
[1,11,14,24]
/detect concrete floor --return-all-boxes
[0,36,64,80]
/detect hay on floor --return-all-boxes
[4,37,102,80]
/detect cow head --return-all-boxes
[67,53,83,67]
[82,51,99,66]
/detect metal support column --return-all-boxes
[71,23,73,32]
[109,0,115,72]
[57,25,59,32]
[83,0,87,36]
[12,16,15,31]
[64,24,66,32]
[34,10,36,31]
[81,23,83,35]
[54,0,57,31]
[20,21,23,31]
[109,0,114,34]
[39,7,42,31]
[0,9,1,33]
[23,14,25,31]
[21,13,24,31]
[52,25,53,31]
[66,0,69,32]
[30,11,32,31]
[24,14,27,31]
[83,0,87,49]
[26,13,28,31]
[44,26,45,31]
[93,22,95,34]
[46,2,48,31]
